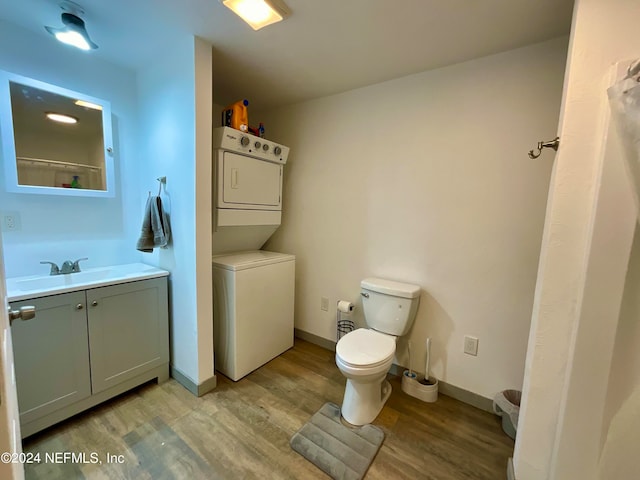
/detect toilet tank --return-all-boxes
[361,278,421,336]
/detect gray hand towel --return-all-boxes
[136,195,171,252]
[136,196,154,252]
[152,195,170,248]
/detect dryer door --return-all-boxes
[219,151,282,210]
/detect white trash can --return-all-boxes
[493,389,521,439]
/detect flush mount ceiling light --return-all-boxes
[46,112,78,124]
[45,1,98,50]
[74,99,102,110]
[221,0,290,31]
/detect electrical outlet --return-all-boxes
[320,296,329,311]
[464,335,479,356]
[1,212,21,232]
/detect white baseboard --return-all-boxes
[507,458,516,480]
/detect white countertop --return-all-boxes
[6,263,170,302]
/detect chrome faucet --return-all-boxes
[60,260,74,274]
[41,258,88,275]
[72,257,88,272]
[40,261,60,276]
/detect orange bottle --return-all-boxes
[222,99,249,132]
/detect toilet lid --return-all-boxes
[336,329,396,367]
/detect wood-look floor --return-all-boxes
[22,339,513,479]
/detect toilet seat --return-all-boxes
[336,328,395,368]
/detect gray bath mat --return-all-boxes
[290,402,384,480]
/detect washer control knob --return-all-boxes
[240,136,250,147]
[262,144,269,151]
[273,146,282,155]
[254,141,261,149]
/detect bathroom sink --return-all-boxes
[64,268,113,284]
[16,275,67,291]
[16,268,112,291]
[6,263,169,302]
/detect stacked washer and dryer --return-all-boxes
[211,127,294,381]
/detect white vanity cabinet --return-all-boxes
[8,274,169,437]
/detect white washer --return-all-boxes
[212,250,295,381]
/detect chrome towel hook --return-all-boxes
[157,176,166,195]
[528,137,560,159]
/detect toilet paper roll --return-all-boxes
[337,300,354,313]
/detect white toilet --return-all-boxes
[335,277,421,425]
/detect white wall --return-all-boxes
[0,20,140,277]
[260,37,567,399]
[514,0,640,478]
[137,36,214,387]
[194,39,214,386]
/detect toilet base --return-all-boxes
[340,377,392,426]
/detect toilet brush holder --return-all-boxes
[402,370,438,403]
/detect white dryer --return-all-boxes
[211,127,290,255]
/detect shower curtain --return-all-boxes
[608,59,640,220]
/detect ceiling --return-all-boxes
[0,0,575,110]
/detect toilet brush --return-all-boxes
[404,341,416,379]
[402,337,438,402]
[419,338,435,386]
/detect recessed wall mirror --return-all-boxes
[0,71,114,197]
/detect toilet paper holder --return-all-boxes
[336,300,355,340]
[337,300,354,313]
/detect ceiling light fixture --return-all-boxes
[46,112,78,124]
[221,0,290,31]
[75,99,102,110]
[45,1,98,50]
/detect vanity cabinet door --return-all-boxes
[86,278,169,394]
[10,291,91,425]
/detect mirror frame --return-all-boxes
[0,70,115,197]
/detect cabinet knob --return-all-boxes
[91,301,98,307]
[76,303,84,310]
